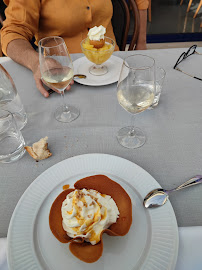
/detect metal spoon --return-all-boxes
[143,175,202,209]
[74,74,86,79]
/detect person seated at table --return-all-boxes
[0,0,149,97]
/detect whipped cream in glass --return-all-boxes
[88,25,106,41]
[61,188,119,245]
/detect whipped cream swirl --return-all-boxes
[88,25,106,41]
[61,188,119,245]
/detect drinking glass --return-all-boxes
[0,110,25,163]
[0,64,27,130]
[38,36,79,122]
[117,54,155,149]
[150,67,166,108]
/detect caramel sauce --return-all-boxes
[49,188,74,243]
[49,175,132,263]
[63,184,70,190]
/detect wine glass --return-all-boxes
[116,54,155,149]
[38,36,79,122]
[81,37,115,76]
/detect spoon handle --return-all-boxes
[171,175,202,192]
[74,74,86,79]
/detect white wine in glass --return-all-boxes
[42,67,74,90]
[117,54,155,149]
[39,36,79,122]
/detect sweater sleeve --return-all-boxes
[135,0,149,10]
[1,0,40,55]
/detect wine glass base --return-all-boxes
[116,126,146,149]
[54,105,80,123]
[89,65,108,76]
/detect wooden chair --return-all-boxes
[0,2,6,57]
[192,0,202,18]
[0,16,3,57]
[111,0,140,50]
[148,0,152,22]
[181,0,202,18]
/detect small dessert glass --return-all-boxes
[81,37,115,76]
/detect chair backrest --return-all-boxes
[0,1,6,57]
[111,0,140,51]
[0,1,6,23]
[0,18,3,56]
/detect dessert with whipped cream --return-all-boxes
[81,26,115,67]
[49,175,132,263]
[88,25,106,48]
[61,188,119,245]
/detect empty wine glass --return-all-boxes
[117,54,155,149]
[38,36,79,122]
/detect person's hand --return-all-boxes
[32,61,73,98]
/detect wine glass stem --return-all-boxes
[60,90,69,112]
[129,115,136,136]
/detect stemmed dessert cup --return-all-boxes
[116,54,155,149]
[38,36,80,123]
[81,37,115,76]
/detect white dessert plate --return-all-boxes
[7,154,179,270]
[73,55,123,86]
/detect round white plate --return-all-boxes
[73,56,123,86]
[7,154,179,270]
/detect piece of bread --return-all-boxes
[25,136,52,161]
[89,39,105,49]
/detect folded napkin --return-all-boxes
[175,226,202,270]
[1,227,202,270]
[0,238,8,270]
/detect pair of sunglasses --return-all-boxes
[173,45,202,81]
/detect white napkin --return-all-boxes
[175,226,202,270]
[0,238,8,270]
[1,227,202,269]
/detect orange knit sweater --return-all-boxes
[1,0,149,55]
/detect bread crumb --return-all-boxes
[25,136,52,161]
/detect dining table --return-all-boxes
[0,47,202,270]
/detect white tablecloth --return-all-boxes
[1,48,202,269]
[1,50,202,234]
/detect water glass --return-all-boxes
[0,64,27,130]
[151,67,166,108]
[0,110,26,163]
